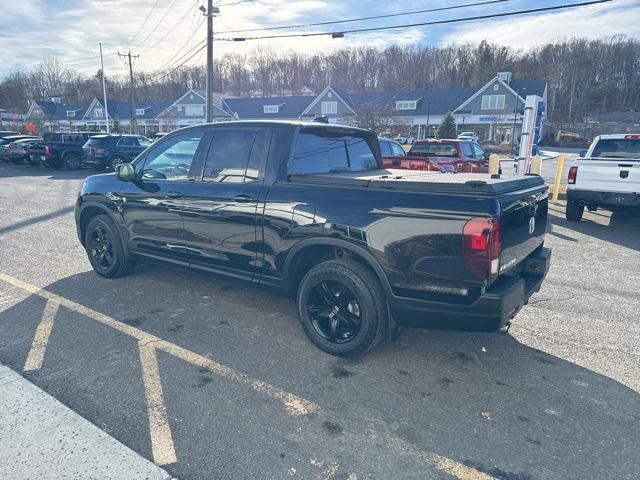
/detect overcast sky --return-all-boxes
[0,0,638,78]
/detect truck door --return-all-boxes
[180,127,270,280]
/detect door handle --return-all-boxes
[165,191,183,199]
[232,194,254,203]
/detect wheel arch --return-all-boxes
[283,238,393,298]
[78,203,120,247]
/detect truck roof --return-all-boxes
[196,119,375,135]
[595,134,640,140]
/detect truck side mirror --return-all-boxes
[579,150,587,158]
[116,163,136,182]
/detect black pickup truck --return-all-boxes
[29,132,94,169]
[75,121,551,356]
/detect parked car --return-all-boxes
[8,137,43,165]
[82,134,152,170]
[0,135,39,161]
[75,120,551,356]
[29,132,94,169]
[457,131,479,143]
[0,130,19,138]
[153,132,169,141]
[394,134,414,145]
[383,139,491,173]
[379,137,406,158]
[566,133,640,221]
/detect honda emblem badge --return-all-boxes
[529,217,535,234]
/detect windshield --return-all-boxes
[410,143,458,157]
[591,139,640,159]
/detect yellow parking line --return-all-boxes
[139,342,177,466]
[0,271,495,478]
[23,299,60,371]
[0,271,318,416]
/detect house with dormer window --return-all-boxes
[23,72,545,142]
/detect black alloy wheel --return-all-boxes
[297,259,387,356]
[308,280,363,344]
[84,215,132,278]
[89,225,115,274]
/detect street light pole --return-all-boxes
[99,42,110,133]
[426,102,431,139]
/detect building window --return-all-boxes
[481,95,506,110]
[321,101,338,115]
[493,84,499,91]
[66,110,76,117]
[263,105,279,113]
[136,108,145,116]
[94,108,104,117]
[185,105,204,116]
[395,101,417,110]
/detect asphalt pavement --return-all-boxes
[0,161,639,480]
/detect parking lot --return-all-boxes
[1,161,639,480]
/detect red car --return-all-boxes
[383,139,490,173]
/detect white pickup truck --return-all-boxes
[566,134,640,221]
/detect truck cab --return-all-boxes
[566,134,640,220]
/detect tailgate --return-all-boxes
[497,185,548,276]
[576,159,640,194]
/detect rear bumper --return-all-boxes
[568,188,640,207]
[390,247,551,331]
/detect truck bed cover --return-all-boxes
[288,169,546,195]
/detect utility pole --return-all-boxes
[99,43,110,133]
[203,1,219,123]
[118,51,139,134]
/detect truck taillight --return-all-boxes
[463,217,501,280]
[624,134,640,139]
[568,166,578,184]
[44,145,51,156]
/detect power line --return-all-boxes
[216,0,254,6]
[141,0,200,54]
[129,0,161,47]
[154,43,207,82]
[216,0,613,41]
[135,0,180,49]
[156,24,206,73]
[214,0,510,35]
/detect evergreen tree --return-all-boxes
[112,117,122,133]
[438,112,457,139]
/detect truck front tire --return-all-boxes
[296,259,387,357]
[566,200,584,221]
[84,215,132,278]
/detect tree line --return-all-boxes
[1,36,638,124]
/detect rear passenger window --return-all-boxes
[390,142,406,157]
[202,130,266,183]
[461,143,473,157]
[290,130,379,174]
[472,144,486,159]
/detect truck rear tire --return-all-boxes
[296,259,387,357]
[63,153,81,170]
[566,200,584,222]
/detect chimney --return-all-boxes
[497,72,512,84]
